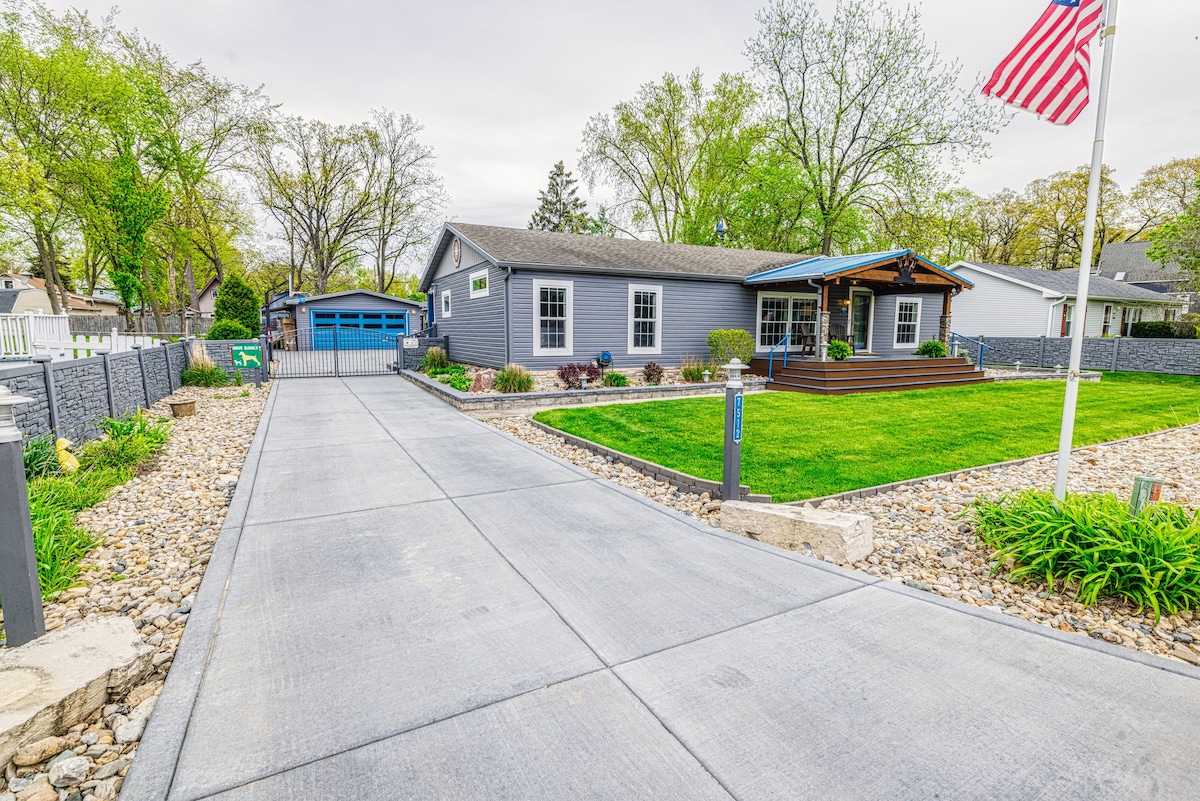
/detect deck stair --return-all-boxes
[759,356,991,395]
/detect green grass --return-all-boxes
[534,372,1200,502]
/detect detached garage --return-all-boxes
[289,290,424,350]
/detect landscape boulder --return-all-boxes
[720,501,873,564]
[470,369,497,392]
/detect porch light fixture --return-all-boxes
[0,385,33,443]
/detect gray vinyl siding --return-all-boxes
[508,271,756,370]
[872,292,944,353]
[429,264,507,368]
[431,237,490,282]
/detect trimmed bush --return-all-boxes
[419,346,450,372]
[915,339,949,358]
[206,319,253,341]
[970,490,1200,620]
[643,361,665,385]
[213,274,261,335]
[602,371,629,388]
[707,329,754,367]
[1130,321,1199,339]
[557,362,601,389]
[495,364,535,393]
[827,340,852,361]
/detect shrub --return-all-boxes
[212,274,261,335]
[427,364,466,377]
[643,361,665,385]
[680,355,710,383]
[969,490,1200,620]
[78,435,155,473]
[29,498,98,597]
[557,362,601,389]
[182,341,230,387]
[419,346,450,372]
[915,339,949,358]
[29,468,131,512]
[1131,321,1199,339]
[23,433,59,482]
[602,371,629,388]
[495,364,535,394]
[232,369,245,387]
[826,340,853,361]
[707,329,755,367]
[205,319,253,341]
[436,373,471,392]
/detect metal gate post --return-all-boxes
[333,326,340,378]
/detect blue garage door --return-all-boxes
[311,311,408,350]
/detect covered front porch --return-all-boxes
[742,251,987,394]
[743,250,973,361]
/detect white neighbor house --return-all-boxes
[947,261,1186,339]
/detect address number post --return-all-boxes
[721,358,746,501]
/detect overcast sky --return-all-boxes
[48,0,1200,229]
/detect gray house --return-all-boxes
[272,289,424,351]
[419,224,973,371]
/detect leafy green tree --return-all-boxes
[1023,164,1128,270]
[529,161,591,234]
[213,272,260,334]
[746,0,1004,255]
[580,69,760,244]
[103,146,169,313]
[1148,179,1200,290]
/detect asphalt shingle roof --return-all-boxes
[1097,241,1185,285]
[959,261,1175,302]
[0,290,19,313]
[441,223,811,280]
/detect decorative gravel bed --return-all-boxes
[1,384,269,801]
[490,413,1200,667]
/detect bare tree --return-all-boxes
[358,109,447,295]
[746,0,1005,255]
[252,116,378,294]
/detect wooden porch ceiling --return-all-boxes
[826,253,972,291]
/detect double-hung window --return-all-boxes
[893,298,921,348]
[757,293,817,351]
[441,290,452,319]
[628,284,662,354]
[533,280,572,356]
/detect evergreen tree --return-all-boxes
[529,161,592,234]
[213,273,261,334]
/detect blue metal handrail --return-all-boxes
[950,332,994,371]
[767,333,791,380]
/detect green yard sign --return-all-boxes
[231,343,263,370]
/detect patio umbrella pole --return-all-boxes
[1054,0,1119,502]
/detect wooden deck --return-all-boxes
[750,356,991,395]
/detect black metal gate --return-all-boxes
[269,326,403,378]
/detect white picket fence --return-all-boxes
[0,313,163,361]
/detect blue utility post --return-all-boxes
[0,386,45,647]
[721,358,746,501]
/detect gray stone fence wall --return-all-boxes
[0,342,189,442]
[955,336,1200,376]
[400,337,450,372]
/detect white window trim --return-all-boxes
[441,289,452,319]
[469,269,489,299]
[849,288,874,352]
[892,296,922,350]
[627,283,662,355]
[1101,303,1113,336]
[532,279,573,357]
[755,291,819,353]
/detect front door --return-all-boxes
[850,293,872,351]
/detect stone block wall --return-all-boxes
[956,336,1200,376]
[0,342,188,443]
[200,338,267,382]
[401,337,449,372]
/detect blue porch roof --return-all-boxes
[744,250,972,287]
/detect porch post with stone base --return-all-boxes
[939,289,953,344]
[819,311,831,361]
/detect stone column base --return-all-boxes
[939,314,952,344]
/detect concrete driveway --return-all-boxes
[123,376,1200,800]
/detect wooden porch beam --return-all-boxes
[942,289,952,316]
[843,269,957,286]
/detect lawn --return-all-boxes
[534,372,1200,503]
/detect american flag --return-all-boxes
[983,0,1105,126]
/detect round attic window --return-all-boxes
[452,237,461,266]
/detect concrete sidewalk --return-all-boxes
[123,376,1200,800]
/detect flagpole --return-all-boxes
[1054,0,1120,501]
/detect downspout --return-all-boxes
[503,265,512,367]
